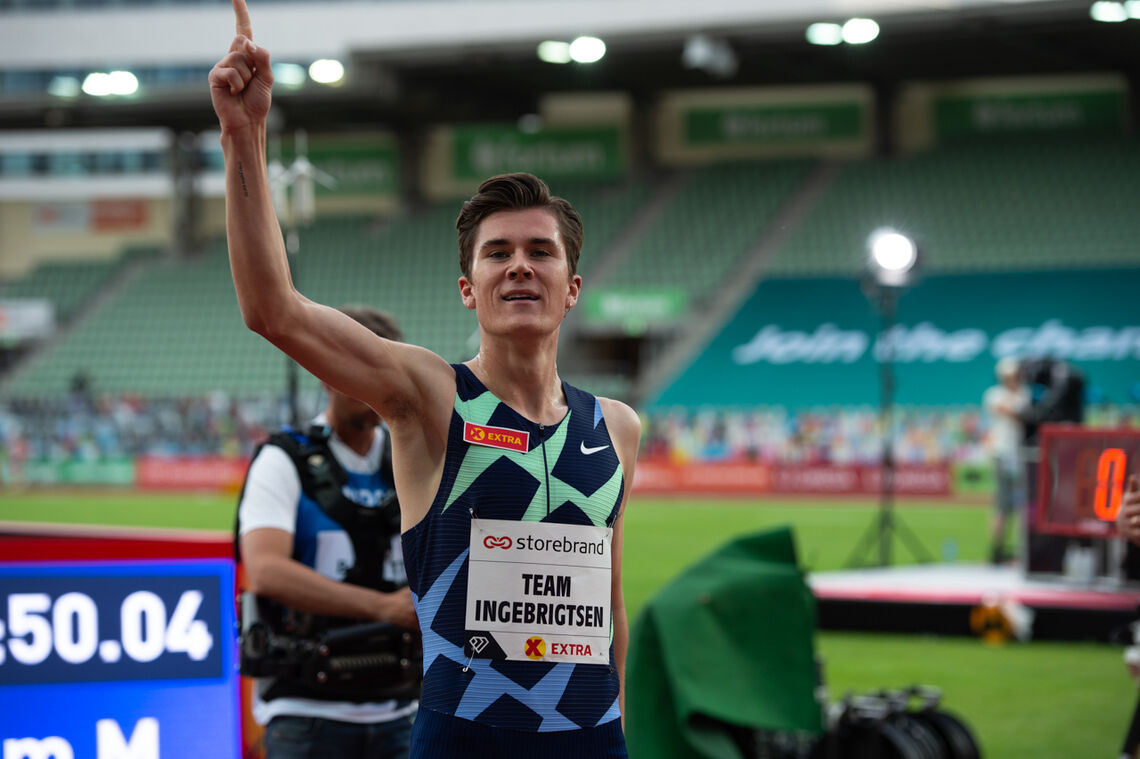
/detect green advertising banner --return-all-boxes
[935,90,1127,139]
[657,85,873,164]
[685,103,864,146]
[582,287,688,334]
[652,268,1140,409]
[283,133,399,195]
[452,125,625,181]
[8,457,136,486]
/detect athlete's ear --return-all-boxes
[564,274,581,312]
[459,275,476,311]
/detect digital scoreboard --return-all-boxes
[1036,425,1140,538]
[0,559,240,759]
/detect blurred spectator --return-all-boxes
[982,357,1029,564]
[2,393,1136,481]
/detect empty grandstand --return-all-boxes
[1,2,1138,483]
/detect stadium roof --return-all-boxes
[0,0,1136,132]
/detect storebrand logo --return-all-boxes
[483,535,513,550]
[524,636,546,660]
[464,421,530,452]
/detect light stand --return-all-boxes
[269,128,336,428]
[846,230,934,568]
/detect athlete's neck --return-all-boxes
[470,340,566,426]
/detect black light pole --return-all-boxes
[846,229,934,568]
[270,128,334,429]
[875,283,899,567]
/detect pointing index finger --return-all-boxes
[233,0,253,40]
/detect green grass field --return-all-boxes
[2,490,1132,758]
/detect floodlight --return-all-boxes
[273,63,307,88]
[849,225,931,568]
[842,18,880,44]
[309,59,345,85]
[537,41,572,64]
[569,36,606,64]
[806,23,844,46]
[1090,1,1128,21]
[82,71,138,97]
[682,34,738,78]
[48,76,81,98]
[867,228,918,287]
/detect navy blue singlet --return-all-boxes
[402,364,627,757]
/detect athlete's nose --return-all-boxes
[507,256,534,279]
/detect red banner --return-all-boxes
[136,455,248,492]
[0,521,232,563]
[633,460,951,496]
[634,461,772,494]
[91,198,148,232]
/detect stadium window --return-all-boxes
[28,153,50,176]
[0,153,34,177]
[141,151,167,173]
[122,151,144,173]
[0,70,44,97]
[95,151,127,174]
[48,152,84,176]
[198,148,224,172]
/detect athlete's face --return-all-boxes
[459,207,581,337]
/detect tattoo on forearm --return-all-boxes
[237,162,249,197]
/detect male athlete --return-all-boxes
[210,2,639,755]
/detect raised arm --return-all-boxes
[207,0,452,425]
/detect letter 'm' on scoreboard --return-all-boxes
[97,718,158,759]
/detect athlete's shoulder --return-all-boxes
[596,397,641,446]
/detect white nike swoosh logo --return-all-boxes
[580,442,610,455]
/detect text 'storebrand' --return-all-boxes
[464,422,530,453]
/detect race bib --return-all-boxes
[465,518,612,665]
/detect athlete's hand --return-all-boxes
[208,0,273,134]
[1117,475,1140,546]
[379,587,420,630]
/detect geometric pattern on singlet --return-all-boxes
[401,364,624,731]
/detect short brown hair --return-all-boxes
[338,304,403,342]
[456,173,583,281]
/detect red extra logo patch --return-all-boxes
[524,636,546,660]
[463,421,529,453]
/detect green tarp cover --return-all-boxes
[626,526,822,759]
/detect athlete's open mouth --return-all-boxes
[503,293,540,301]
